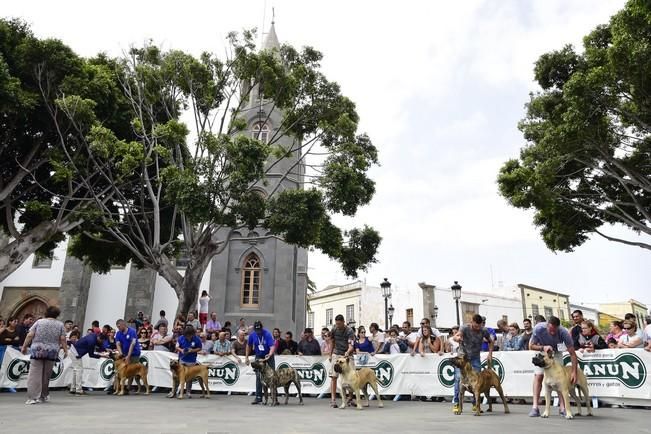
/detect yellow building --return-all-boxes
[518,284,571,323]
[597,312,622,329]
[598,299,648,328]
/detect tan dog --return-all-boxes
[167,359,210,399]
[333,356,383,410]
[452,355,509,416]
[531,351,592,419]
[111,353,149,396]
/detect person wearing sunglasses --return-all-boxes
[617,320,643,348]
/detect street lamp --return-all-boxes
[432,305,439,328]
[388,304,395,326]
[451,281,462,326]
[380,278,392,331]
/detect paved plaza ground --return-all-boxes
[1,390,649,434]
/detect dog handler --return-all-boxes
[176,325,203,398]
[70,333,108,395]
[328,314,355,408]
[452,314,493,414]
[528,315,578,417]
[245,320,276,405]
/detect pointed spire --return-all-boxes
[263,10,280,51]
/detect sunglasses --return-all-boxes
[623,327,632,330]
[420,323,427,325]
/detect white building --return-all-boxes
[308,280,525,332]
[569,304,599,324]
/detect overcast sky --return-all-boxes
[5,1,649,307]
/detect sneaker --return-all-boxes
[69,390,76,395]
[25,399,39,405]
[185,394,192,399]
[40,396,50,403]
[452,404,461,414]
[559,410,566,417]
[75,391,86,396]
[471,404,483,413]
[251,400,262,405]
[529,408,541,417]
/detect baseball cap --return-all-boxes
[253,321,263,330]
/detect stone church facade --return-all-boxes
[0,22,308,335]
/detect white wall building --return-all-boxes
[308,280,525,332]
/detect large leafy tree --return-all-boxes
[498,0,651,252]
[0,19,130,280]
[56,32,380,315]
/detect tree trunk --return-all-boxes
[0,221,58,281]
[177,266,206,318]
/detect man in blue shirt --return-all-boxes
[245,321,276,405]
[176,325,202,398]
[70,333,108,395]
[528,315,578,418]
[115,319,141,363]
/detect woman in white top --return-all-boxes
[618,320,643,348]
[199,290,210,329]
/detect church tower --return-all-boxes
[207,21,308,334]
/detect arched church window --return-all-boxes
[251,122,270,144]
[241,253,261,307]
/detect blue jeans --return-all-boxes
[0,345,6,366]
[254,355,275,402]
[453,355,481,404]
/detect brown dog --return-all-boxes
[333,356,383,410]
[531,351,592,419]
[167,359,210,399]
[111,353,149,396]
[452,355,509,416]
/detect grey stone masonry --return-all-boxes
[59,254,93,326]
[123,267,157,322]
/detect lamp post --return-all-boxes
[380,278,392,331]
[451,281,462,326]
[388,304,395,326]
[432,305,439,328]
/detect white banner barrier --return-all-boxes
[1,347,648,404]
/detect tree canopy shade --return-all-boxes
[0,19,131,280]
[498,0,651,252]
[56,31,380,315]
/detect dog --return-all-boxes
[332,356,383,410]
[167,359,210,399]
[452,355,509,416]
[531,350,592,419]
[250,359,303,406]
[110,353,149,396]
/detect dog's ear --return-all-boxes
[546,348,554,357]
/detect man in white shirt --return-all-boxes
[399,321,419,352]
[643,316,651,352]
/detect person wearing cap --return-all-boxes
[297,328,321,356]
[70,332,108,396]
[245,321,276,405]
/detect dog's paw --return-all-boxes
[339,404,346,409]
[541,412,549,418]
[378,403,384,408]
[565,413,574,420]
[177,396,184,400]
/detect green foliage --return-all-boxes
[498,0,651,252]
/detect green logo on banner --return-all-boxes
[563,353,646,389]
[6,358,63,382]
[100,359,114,381]
[438,358,456,388]
[99,355,148,381]
[481,358,505,384]
[207,361,240,386]
[355,359,394,388]
[277,362,327,387]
